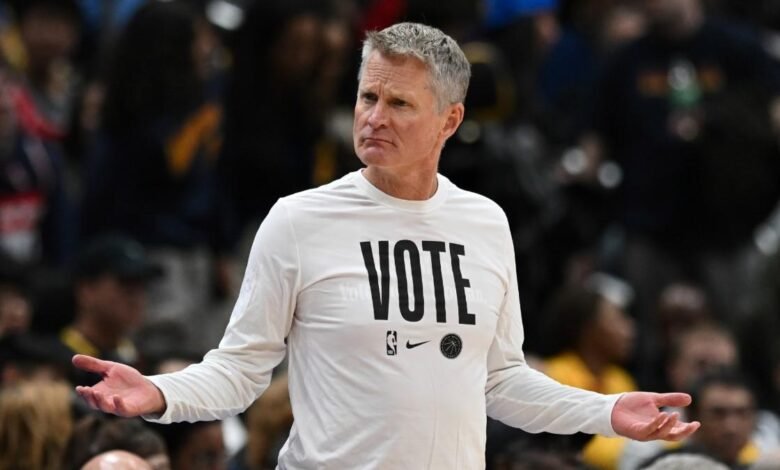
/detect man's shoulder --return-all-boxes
[445,179,510,221]
[278,172,361,208]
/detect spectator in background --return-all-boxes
[538,277,636,394]
[537,279,636,470]
[81,450,153,470]
[481,0,559,125]
[0,332,72,385]
[59,234,161,386]
[219,0,330,241]
[643,282,715,391]
[0,255,30,338]
[9,0,82,141]
[621,324,780,469]
[0,380,74,470]
[149,421,226,470]
[538,0,646,145]
[65,415,169,470]
[643,369,762,469]
[0,69,75,266]
[577,0,780,389]
[80,1,229,352]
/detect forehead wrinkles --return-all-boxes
[361,54,432,95]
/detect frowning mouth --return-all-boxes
[361,136,394,146]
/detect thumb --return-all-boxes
[653,392,692,408]
[72,354,112,375]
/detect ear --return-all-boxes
[439,103,465,142]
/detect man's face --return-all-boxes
[173,423,225,470]
[693,385,755,465]
[590,298,635,364]
[79,276,146,334]
[668,334,737,391]
[353,51,462,176]
[20,9,79,70]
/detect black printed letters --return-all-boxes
[360,240,475,325]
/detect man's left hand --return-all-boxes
[611,392,700,441]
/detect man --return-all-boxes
[73,23,698,468]
[63,234,162,385]
[642,369,760,469]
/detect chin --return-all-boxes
[357,150,393,167]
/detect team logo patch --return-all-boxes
[440,333,462,359]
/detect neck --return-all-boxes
[363,165,439,200]
[74,316,120,352]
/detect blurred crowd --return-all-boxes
[1,0,780,468]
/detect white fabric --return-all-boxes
[145,170,620,469]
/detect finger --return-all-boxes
[72,354,112,375]
[75,386,99,410]
[92,390,118,415]
[648,412,679,440]
[636,411,668,440]
[652,392,692,408]
[666,421,701,441]
[113,395,131,417]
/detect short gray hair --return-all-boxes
[358,22,471,111]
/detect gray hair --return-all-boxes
[358,22,471,111]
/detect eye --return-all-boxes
[361,92,378,103]
[391,98,408,107]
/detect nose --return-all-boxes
[366,101,388,129]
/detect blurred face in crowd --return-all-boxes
[668,331,737,391]
[271,14,321,85]
[602,5,646,49]
[693,384,755,465]
[19,7,79,74]
[318,19,350,101]
[78,276,146,335]
[643,0,700,33]
[658,283,711,346]
[354,52,463,178]
[192,19,218,81]
[0,287,31,337]
[586,297,635,364]
[171,423,225,470]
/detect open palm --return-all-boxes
[611,392,700,441]
[72,354,166,418]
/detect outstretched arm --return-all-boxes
[611,391,700,441]
[73,354,166,417]
[73,200,299,423]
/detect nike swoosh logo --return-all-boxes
[406,340,430,349]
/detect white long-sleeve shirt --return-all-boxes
[146,170,620,469]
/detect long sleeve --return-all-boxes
[484,227,621,437]
[144,200,299,423]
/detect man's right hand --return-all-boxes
[72,354,167,418]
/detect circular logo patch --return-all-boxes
[440,333,462,359]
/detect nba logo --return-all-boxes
[386,330,397,356]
